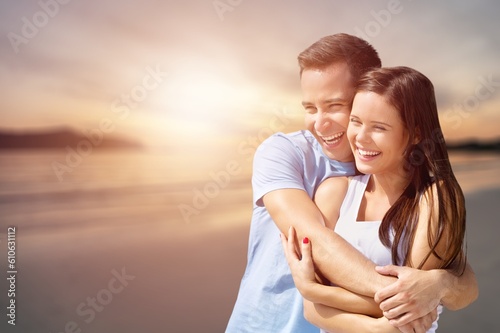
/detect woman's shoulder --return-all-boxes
[319,175,349,189]
[315,176,349,203]
[321,174,369,191]
[420,179,448,206]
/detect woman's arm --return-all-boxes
[300,179,459,333]
[307,177,381,316]
[281,227,382,317]
[303,300,438,333]
[304,300,397,333]
[289,178,475,332]
[303,284,381,317]
[263,184,393,295]
[312,176,347,230]
[281,225,438,333]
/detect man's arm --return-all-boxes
[374,184,479,326]
[266,187,478,321]
[256,134,477,315]
[254,134,388,295]
[375,261,478,326]
[281,226,437,333]
[440,262,478,310]
[264,188,393,296]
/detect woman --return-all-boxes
[281,66,467,332]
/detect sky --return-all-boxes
[0,0,499,150]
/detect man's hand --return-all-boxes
[374,265,442,327]
[389,308,438,333]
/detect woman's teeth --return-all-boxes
[358,148,380,157]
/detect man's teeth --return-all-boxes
[358,149,380,156]
[323,133,343,143]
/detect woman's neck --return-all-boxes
[367,172,410,200]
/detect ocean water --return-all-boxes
[0,149,254,233]
[0,150,499,233]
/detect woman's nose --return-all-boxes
[356,127,370,143]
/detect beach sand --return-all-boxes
[0,200,252,332]
[0,168,498,332]
[436,188,500,332]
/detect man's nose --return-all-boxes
[314,112,330,132]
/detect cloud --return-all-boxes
[0,0,498,139]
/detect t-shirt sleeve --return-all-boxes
[252,134,306,207]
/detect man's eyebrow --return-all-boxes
[302,98,347,107]
[323,98,347,104]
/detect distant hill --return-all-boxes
[447,138,500,153]
[1,128,497,153]
[0,128,143,150]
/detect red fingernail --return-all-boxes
[303,237,309,244]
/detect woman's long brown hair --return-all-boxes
[356,67,466,274]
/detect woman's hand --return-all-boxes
[281,226,321,300]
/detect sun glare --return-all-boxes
[139,63,303,149]
[150,67,260,136]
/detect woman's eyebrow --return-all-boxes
[371,120,393,127]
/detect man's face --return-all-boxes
[301,62,355,162]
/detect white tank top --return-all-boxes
[319,174,441,333]
[334,174,392,266]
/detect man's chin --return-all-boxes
[323,148,354,163]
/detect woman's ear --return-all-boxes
[413,128,421,145]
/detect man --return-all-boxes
[226,33,478,333]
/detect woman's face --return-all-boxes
[347,91,409,176]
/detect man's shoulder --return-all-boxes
[260,130,317,152]
[272,129,315,142]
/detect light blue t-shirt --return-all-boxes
[226,130,355,333]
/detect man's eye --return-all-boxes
[329,104,346,112]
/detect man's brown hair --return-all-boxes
[298,33,381,82]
